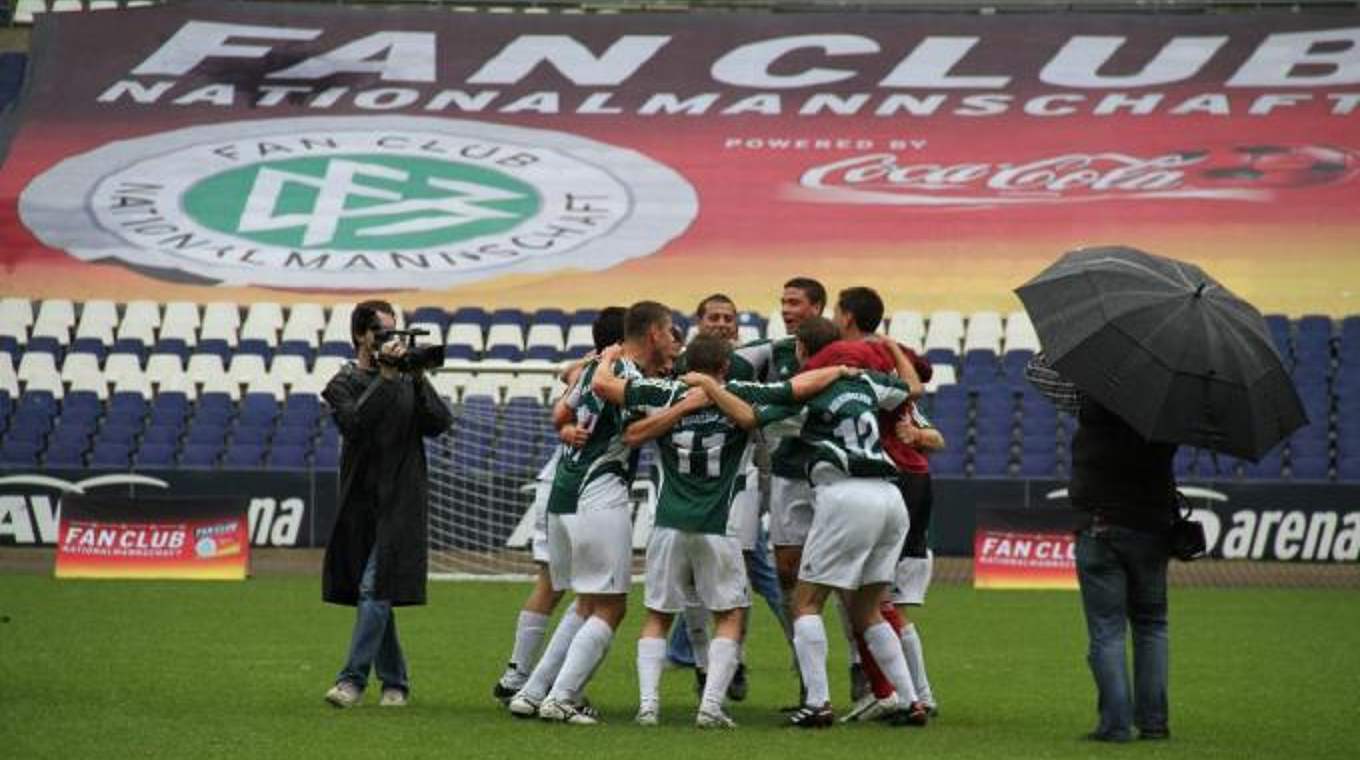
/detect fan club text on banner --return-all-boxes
[1,3,1358,312]
[54,495,251,580]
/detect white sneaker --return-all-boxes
[539,697,600,725]
[696,708,737,729]
[635,705,660,727]
[508,693,541,718]
[324,682,362,709]
[841,693,900,723]
[379,688,408,707]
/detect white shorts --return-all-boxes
[546,476,632,595]
[799,477,909,591]
[890,551,934,606]
[769,475,814,547]
[530,481,551,564]
[644,527,751,613]
[730,466,761,552]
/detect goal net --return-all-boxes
[424,366,658,580]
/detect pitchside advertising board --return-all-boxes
[55,494,250,580]
[0,3,1358,314]
[0,469,338,549]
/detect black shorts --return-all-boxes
[895,470,933,559]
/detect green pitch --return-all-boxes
[2,574,1357,759]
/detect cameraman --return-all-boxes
[322,300,454,709]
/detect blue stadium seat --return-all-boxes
[266,444,310,470]
[194,393,235,424]
[281,394,320,423]
[972,432,1013,455]
[223,444,266,468]
[0,336,18,361]
[141,425,181,446]
[109,390,148,416]
[314,445,340,468]
[180,444,221,468]
[45,444,86,468]
[26,336,64,362]
[924,348,957,372]
[530,308,569,330]
[273,425,314,447]
[0,440,41,466]
[62,391,102,420]
[98,422,142,446]
[136,443,177,468]
[185,423,229,447]
[153,338,191,363]
[89,442,132,469]
[562,345,591,360]
[276,340,314,363]
[112,338,148,360]
[48,421,94,446]
[318,341,352,358]
[1290,436,1331,460]
[1242,450,1285,480]
[17,390,58,414]
[929,450,965,475]
[410,307,450,331]
[1019,450,1058,477]
[70,337,108,361]
[971,452,1011,477]
[1338,457,1360,482]
[1289,455,1331,481]
[9,415,52,441]
[484,345,523,362]
[505,397,544,416]
[490,308,526,328]
[232,424,272,445]
[524,345,560,362]
[450,307,489,329]
[239,392,279,425]
[443,344,476,361]
[238,338,272,360]
[196,339,232,362]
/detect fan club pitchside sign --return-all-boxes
[1,3,1358,303]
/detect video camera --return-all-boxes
[375,328,445,373]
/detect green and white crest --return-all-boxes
[21,116,698,289]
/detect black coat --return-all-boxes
[321,363,453,607]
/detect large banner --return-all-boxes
[54,494,249,580]
[973,508,1083,590]
[1,4,1358,313]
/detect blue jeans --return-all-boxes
[337,546,409,693]
[1075,526,1170,739]
[667,525,788,665]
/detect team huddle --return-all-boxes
[493,279,943,729]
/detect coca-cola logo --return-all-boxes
[790,145,1357,207]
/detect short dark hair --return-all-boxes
[837,286,885,333]
[350,300,395,348]
[592,306,627,352]
[784,277,827,310]
[685,333,730,376]
[625,300,671,341]
[796,316,841,358]
[696,293,736,320]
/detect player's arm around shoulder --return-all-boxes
[862,370,914,410]
[590,344,628,405]
[789,365,857,400]
[623,383,709,447]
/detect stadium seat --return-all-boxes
[45,443,86,468]
[280,304,324,346]
[0,440,42,466]
[410,307,450,332]
[269,354,310,389]
[282,393,321,421]
[226,354,268,389]
[446,323,486,353]
[1019,450,1058,477]
[141,425,181,446]
[200,303,241,347]
[963,311,1003,353]
[321,304,356,346]
[525,323,565,352]
[231,424,273,446]
[267,444,310,470]
[887,310,925,350]
[484,345,524,362]
[180,444,221,468]
[246,375,287,402]
[1003,311,1041,352]
[238,393,279,426]
[273,425,315,447]
[89,441,132,469]
[135,443,177,468]
[145,353,186,389]
[0,358,17,397]
[563,324,594,352]
[102,352,143,387]
[1338,457,1360,482]
[923,363,957,393]
[314,445,340,468]
[924,310,964,351]
[0,297,33,332]
[60,350,103,385]
[1289,455,1331,481]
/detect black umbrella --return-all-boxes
[1014,246,1307,461]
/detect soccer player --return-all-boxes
[776,317,925,728]
[508,301,678,725]
[492,308,627,704]
[801,287,943,723]
[592,333,853,728]
[669,293,792,702]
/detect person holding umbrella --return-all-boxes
[1017,247,1306,744]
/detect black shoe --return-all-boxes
[848,663,870,703]
[727,664,748,702]
[788,702,835,728]
[1138,728,1171,741]
[694,668,708,696]
[886,700,930,727]
[1083,730,1133,743]
[492,681,518,705]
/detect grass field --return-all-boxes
[2,573,1358,760]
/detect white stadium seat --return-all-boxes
[924,363,958,393]
[525,324,565,352]
[239,314,280,346]
[102,353,144,389]
[59,352,103,387]
[245,302,284,331]
[288,372,326,396]
[74,300,118,345]
[270,355,311,389]
[429,371,468,403]
[564,324,594,351]
[0,320,27,346]
[963,311,1003,353]
[765,309,786,340]
[155,372,198,400]
[145,353,186,389]
[446,323,486,352]
[247,375,287,402]
[36,299,76,330]
[113,373,153,399]
[504,376,547,404]
[1004,310,1041,352]
[312,356,347,382]
[28,317,70,344]
[67,371,109,400]
[160,301,201,344]
[199,372,241,401]
[322,303,356,345]
[198,307,240,346]
[286,303,326,332]
[1,297,33,330]
[22,369,63,398]
[463,372,512,402]
[116,317,158,346]
[888,310,925,351]
[738,325,762,344]
[123,300,162,330]
[18,351,58,385]
[226,354,268,388]
[203,302,242,329]
[185,354,226,387]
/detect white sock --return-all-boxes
[865,621,918,703]
[792,615,830,707]
[700,637,740,715]
[508,610,550,679]
[683,605,711,671]
[901,624,934,705]
[636,637,666,712]
[834,595,860,665]
[520,603,583,701]
[548,616,615,703]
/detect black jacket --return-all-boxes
[1070,399,1179,532]
[321,363,453,607]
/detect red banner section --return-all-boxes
[54,495,250,580]
[1,4,1358,313]
[973,509,1083,590]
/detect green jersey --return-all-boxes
[736,337,814,479]
[771,371,911,480]
[671,346,758,382]
[623,377,794,534]
[548,358,642,515]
